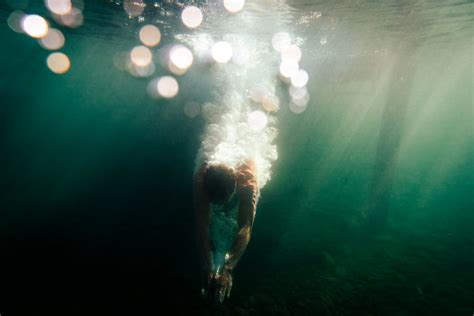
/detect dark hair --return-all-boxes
[203,164,236,204]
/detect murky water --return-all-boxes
[0,0,472,315]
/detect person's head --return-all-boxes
[203,164,237,205]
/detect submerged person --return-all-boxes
[194,160,259,303]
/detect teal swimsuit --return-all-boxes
[209,190,240,271]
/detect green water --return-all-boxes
[0,1,473,315]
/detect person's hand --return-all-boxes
[208,267,233,303]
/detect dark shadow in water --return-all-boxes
[364,3,419,235]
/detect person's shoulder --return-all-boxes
[238,160,256,173]
[237,161,258,189]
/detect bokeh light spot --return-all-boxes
[128,62,155,78]
[169,45,193,71]
[22,14,49,38]
[124,0,145,17]
[289,101,307,114]
[168,61,187,76]
[281,44,302,63]
[56,7,83,28]
[279,60,299,78]
[292,93,310,107]
[7,11,26,33]
[139,24,161,47]
[289,85,308,100]
[47,52,70,74]
[157,76,179,99]
[212,41,233,63]
[249,86,266,103]
[130,45,152,67]
[272,32,291,52]
[39,28,65,50]
[223,0,245,13]
[45,0,72,16]
[291,69,309,88]
[184,102,201,118]
[262,95,280,113]
[181,6,203,29]
[113,51,129,71]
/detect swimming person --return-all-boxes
[194,160,259,303]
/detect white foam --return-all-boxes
[195,92,277,189]
[185,8,283,190]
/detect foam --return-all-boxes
[189,31,279,189]
[195,91,278,189]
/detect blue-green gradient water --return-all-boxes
[0,1,472,315]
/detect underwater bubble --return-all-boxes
[157,76,179,99]
[320,37,327,46]
[223,0,245,13]
[139,24,161,47]
[46,52,70,74]
[123,0,145,18]
[212,41,233,63]
[45,0,72,16]
[184,102,201,118]
[291,69,309,88]
[22,14,48,38]
[130,45,152,67]
[7,11,26,33]
[279,60,299,78]
[272,32,291,52]
[181,6,203,29]
[247,110,268,131]
[281,44,302,63]
[169,45,193,71]
[39,28,65,50]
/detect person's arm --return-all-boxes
[210,161,258,302]
[224,161,259,271]
[193,165,213,274]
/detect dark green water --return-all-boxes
[0,1,472,315]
